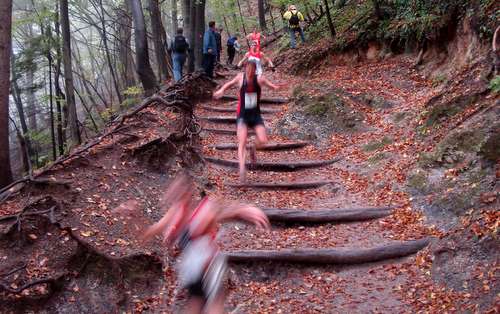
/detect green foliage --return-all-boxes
[489,76,500,94]
[362,136,393,152]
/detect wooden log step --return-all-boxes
[220,95,288,104]
[209,142,309,151]
[199,105,279,114]
[225,238,431,264]
[200,116,270,124]
[263,207,394,224]
[204,156,342,171]
[227,180,335,190]
[203,128,254,135]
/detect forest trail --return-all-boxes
[191,56,458,313]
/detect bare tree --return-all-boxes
[258,0,267,31]
[323,0,336,39]
[148,0,169,81]
[117,1,137,89]
[171,0,178,37]
[60,0,81,146]
[128,0,157,95]
[0,0,13,187]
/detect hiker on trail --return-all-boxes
[142,173,270,313]
[213,62,280,182]
[227,35,241,65]
[237,40,274,76]
[246,28,266,50]
[215,28,223,63]
[283,4,306,49]
[167,28,190,82]
[202,21,218,78]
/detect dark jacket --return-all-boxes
[203,28,217,56]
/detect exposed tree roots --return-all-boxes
[225,238,431,264]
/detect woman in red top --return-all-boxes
[141,173,269,314]
[246,27,266,49]
[213,62,280,182]
[238,41,274,76]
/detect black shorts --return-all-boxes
[237,112,264,129]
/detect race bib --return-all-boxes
[244,92,258,109]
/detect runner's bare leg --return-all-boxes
[237,122,248,182]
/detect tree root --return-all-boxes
[204,156,342,172]
[263,207,394,224]
[225,238,431,264]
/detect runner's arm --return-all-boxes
[258,76,279,90]
[217,201,270,229]
[237,53,249,68]
[213,74,242,99]
[262,54,274,68]
[141,203,184,244]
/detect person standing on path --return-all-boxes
[202,21,218,78]
[167,28,190,82]
[227,35,240,65]
[283,4,306,49]
[213,62,280,182]
[215,28,223,63]
[237,41,274,77]
[141,173,270,314]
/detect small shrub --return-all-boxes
[362,136,393,152]
[489,75,500,94]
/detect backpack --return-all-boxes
[173,35,188,53]
[227,37,236,47]
[289,12,300,27]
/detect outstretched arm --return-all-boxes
[142,202,184,244]
[217,200,270,229]
[262,53,274,68]
[237,53,249,68]
[258,76,279,90]
[213,74,242,99]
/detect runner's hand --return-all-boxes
[213,90,224,99]
[237,205,270,229]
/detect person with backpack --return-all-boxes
[227,35,240,65]
[283,4,306,49]
[202,21,218,78]
[167,28,190,82]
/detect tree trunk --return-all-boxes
[372,0,381,19]
[148,0,169,82]
[54,4,66,155]
[262,207,393,224]
[323,0,336,39]
[268,3,276,32]
[257,0,267,31]
[45,25,57,161]
[10,51,33,168]
[226,238,431,264]
[60,0,81,147]
[194,0,206,70]
[0,0,13,188]
[117,1,137,89]
[187,0,196,72]
[97,0,123,105]
[236,0,248,43]
[128,0,158,95]
[171,0,178,36]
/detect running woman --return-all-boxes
[142,173,269,314]
[246,28,266,50]
[237,41,274,76]
[213,62,280,182]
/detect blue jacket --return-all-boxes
[203,28,217,56]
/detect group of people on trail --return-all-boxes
[168,4,306,82]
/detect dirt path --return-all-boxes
[195,58,463,313]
